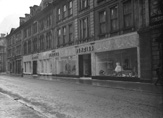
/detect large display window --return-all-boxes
[95,48,138,77]
[58,56,76,75]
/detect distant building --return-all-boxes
[0,33,6,72]
[6,0,163,83]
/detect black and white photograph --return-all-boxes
[0,0,163,117]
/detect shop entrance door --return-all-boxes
[79,54,91,77]
[33,61,37,74]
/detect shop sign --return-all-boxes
[49,51,59,57]
[76,45,94,54]
[32,55,39,60]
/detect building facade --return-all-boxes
[6,0,159,82]
[0,33,6,72]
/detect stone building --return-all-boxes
[6,0,160,83]
[0,33,6,72]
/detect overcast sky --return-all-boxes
[0,0,41,34]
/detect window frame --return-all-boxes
[110,5,119,32]
[57,28,61,47]
[68,1,73,16]
[79,17,89,41]
[63,26,67,45]
[99,10,107,35]
[79,0,89,11]
[123,0,133,29]
[63,5,67,19]
[57,8,61,21]
[68,24,73,44]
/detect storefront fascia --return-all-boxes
[92,32,141,81]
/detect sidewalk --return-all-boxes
[0,93,45,118]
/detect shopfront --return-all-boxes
[92,32,140,80]
[55,46,77,76]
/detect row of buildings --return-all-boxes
[6,0,163,82]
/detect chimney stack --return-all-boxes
[19,17,26,25]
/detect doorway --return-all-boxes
[33,61,37,74]
[79,54,91,77]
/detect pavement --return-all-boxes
[0,93,46,118]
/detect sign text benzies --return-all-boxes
[76,45,94,54]
[49,51,59,57]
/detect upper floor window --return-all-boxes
[99,10,107,34]
[28,26,31,36]
[33,22,38,34]
[97,0,105,4]
[68,1,73,16]
[39,20,44,31]
[63,5,67,18]
[123,0,132,28]
[57,29,61,47]
[28,40,31,54]
[80,0,89,10]
[46,32,52,49]
[24,29,27,38]
[80,17,89,40]
[63,26,67,45]
[39,35,44,51]
[47,15,52,28]
[69,24,73,44]
[24,42,27,55]
[33,38,37,52]
[110,5,118,31]
[57,8,61,21]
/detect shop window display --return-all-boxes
[96,48,138,77]
[58,56,76,75]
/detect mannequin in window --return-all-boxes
[115,62,123,76]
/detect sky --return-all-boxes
[0,0,41,34]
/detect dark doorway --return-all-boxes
[33,61,37,74]
[79,54,91,77]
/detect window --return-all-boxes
[57,29,61,47]
[47,15,52,28]
[80,17,89,40]
[24,42,27,55]
[57,8,61,21]
[80,0,89,10]
[63,26,66,45]
[39,20,44,31]
[95,48,138,77]
[46,32,52,49]
[33,22,37,34]
[28,40,31,54]
[110,5,118,31]
[28,26,31,36]
[123,0,132,28]
[33,38,37,52]
[63,5,67,18]
[24,29,27,38]
[40,35,44,51]
[68,1,73,16]
[99,10,107,34]
[97,0,105,3]
[69,24,73,44]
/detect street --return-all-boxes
[0,75,162,118]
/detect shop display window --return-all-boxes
[58,56,76,75]
[96,48,138,77]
